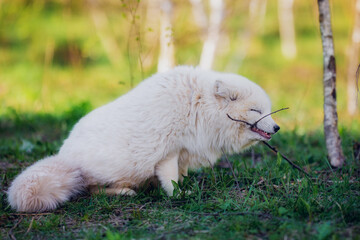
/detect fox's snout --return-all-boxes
[273,124,280,133]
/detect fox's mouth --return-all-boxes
[251,126,272,140]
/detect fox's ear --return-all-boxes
[214,80,230,99]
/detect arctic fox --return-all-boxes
[8,66,280,212]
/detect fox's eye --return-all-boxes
[250,109,262,114]
[230,96,237,101]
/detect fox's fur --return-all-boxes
[8,66,279,212]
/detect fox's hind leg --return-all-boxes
[155,152,180,196]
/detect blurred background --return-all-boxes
[0,0,359,132]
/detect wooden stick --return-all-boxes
[262,141,311,177]
[252,107,289,126]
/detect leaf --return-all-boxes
[299,197,312,220]
[276,152,282,167]
[278,207,288,216]
[171,180,180,196]
[171,180,179,189]
[317,222,333,240]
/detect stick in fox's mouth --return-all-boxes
[227,107,310,177]
[226,107,289,129]
[262,141,311,177]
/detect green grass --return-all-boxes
[0,0,360,239]
[1,104,359,239]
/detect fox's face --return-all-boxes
[214,76,280,143]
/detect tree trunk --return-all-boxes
[157,0,175,73]
[278,0,297,59]
[199,0,224,70]
[317,0,345,168]
[189,0,208,31]
[346,0,360,115]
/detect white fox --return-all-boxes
[8,66,280,212]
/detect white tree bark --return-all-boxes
[346,0,360,115]
[317,0,345,168]
[199,0,224,70]
[189,0,208,31]
[157,0,175,73]
[278,0,297,59]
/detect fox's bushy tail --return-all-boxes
[7,155,84,212]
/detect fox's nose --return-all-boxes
[273,125,280,133]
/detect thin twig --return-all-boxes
[356,63,360,93]
[252,107,289,126]
[226,114,252,126]
[227,107,289,128]
[262,141,311,177]
[10,212,52,216]
[221,148,240,190]
[25,217,34,234]
[125,1,141,88]
[8,216,23,240]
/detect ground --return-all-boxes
[1,104,359,239]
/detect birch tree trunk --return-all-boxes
[317,0,345,168]
[199,0,224,70]
[189,0,208,31]
[346,0,360,115]
[158,0,175,73]
[278,0,297,59]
